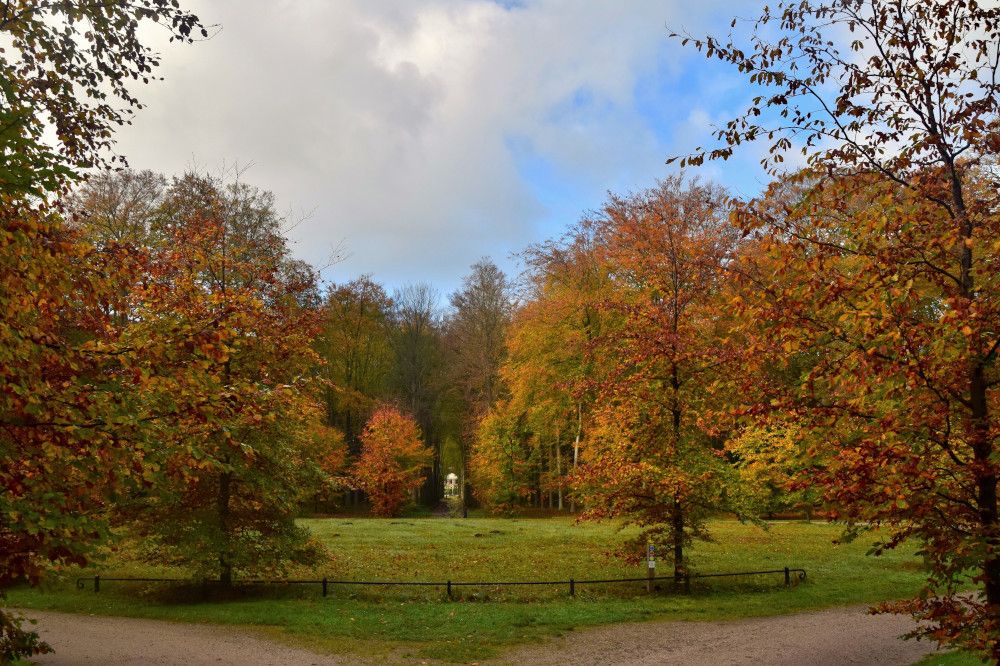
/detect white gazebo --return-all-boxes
[444,472,459,497]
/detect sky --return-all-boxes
[118,0,773,296]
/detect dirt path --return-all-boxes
[497,605,941,666]
[19,609,363,666]
[16,605,943,665]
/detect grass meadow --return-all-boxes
[8,517,939,662]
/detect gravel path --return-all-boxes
[19,610,363,666]
[497,605,940,666]
[16,605,942,665]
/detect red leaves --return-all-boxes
[352,407,432,517]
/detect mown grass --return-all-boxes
[915,651,988,665]
[8,518,935,662]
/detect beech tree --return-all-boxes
[0,198,137,660]
[67,169,167,247]
[445,259,514,511]
[1,2,203,659]
[317,277,394,448]
[114,173,328,584]
[352,407,433,517]
[572,177,746,579]
[730,173,1000,653]
[390,284,445,501]
[726,422,823,520]
[472,240,608,512]
[679,0,1000,655]
[446,260,512,415]
[0,1,205,194]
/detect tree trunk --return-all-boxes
[947,152,999,637]
[672,492,684,583]
[972,363,999,639]
[460,460,468,518]
[556,424,563,511]
[218,469,233,586]
[570,402,581,513]
[670,356,684,584]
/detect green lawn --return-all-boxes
[914,651,987,665]
[8,518,936,662]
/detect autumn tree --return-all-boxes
[446,259,512,414]
[67,169,167,246]
[1,2,203,659]
[726,422,823,519]
[472,240,607,513]
[472,410,532,511]
[444,259,514,511]
[87,171,331,584]
[304,423,351,513]
[316,277,395,448]
[352,407,433,517]
[572,177,746,581]
[390,283,446,502]
[0,198,139,660]
[679,0,1000,655]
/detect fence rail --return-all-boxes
[76,567,806,598]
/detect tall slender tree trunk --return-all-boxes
[218,468,233,586]
[556,423,563,511]
[672,492,684,583]
[670,356,684,583]
[570,402,581,513]
[972,362,999,639]
[460,451,468,518]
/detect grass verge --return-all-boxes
[7,518,934,662]
[914,651,987,665]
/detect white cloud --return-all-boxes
[117,0,755,291]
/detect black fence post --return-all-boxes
[447,580,452,599]
[784,567,790,587]
[570,578,575,597]
[94,575,100,593]
[322,577,328,597]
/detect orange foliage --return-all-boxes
[352,407,432,517]
[571,176,746,576]
[730,171,1000,651]
[679,1,1000,656]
